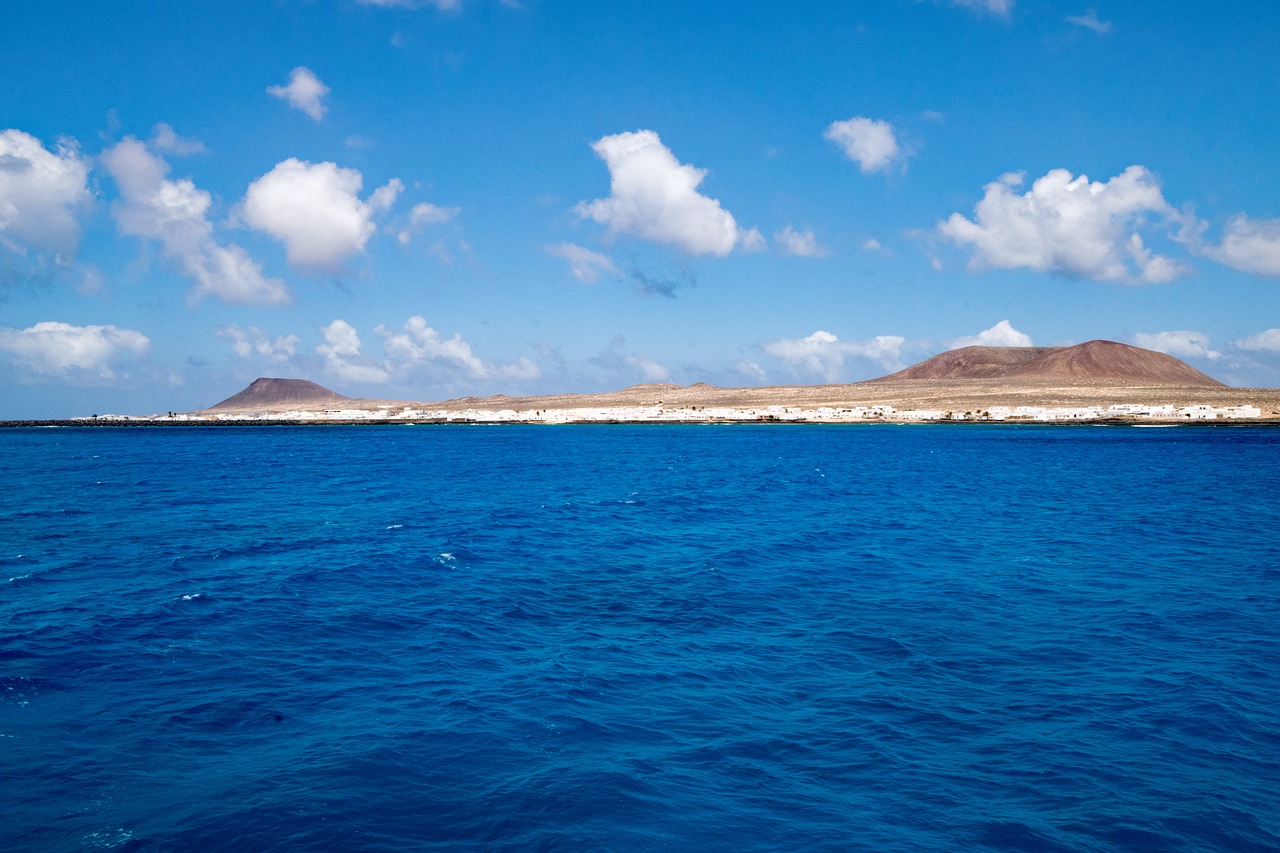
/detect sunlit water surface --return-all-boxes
[3,424,1278,851]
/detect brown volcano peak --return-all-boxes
[872,340,1224,387]
[206,378,352,411]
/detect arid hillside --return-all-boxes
[871,340,1224,387]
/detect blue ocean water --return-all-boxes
[2,424,1278,852]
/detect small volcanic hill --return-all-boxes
[206,378,352,411]
[871,340,1225,387]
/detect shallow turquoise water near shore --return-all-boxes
[2,424,1279,851]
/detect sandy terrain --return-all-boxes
[190,379,1280,418]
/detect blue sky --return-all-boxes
[3,0,1280,417]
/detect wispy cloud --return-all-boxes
[589,335,672,384]
[398,202,461,245]
[545,243,618,283]
[218,325,300,362]
[149,123,204,156]
[1066,9,1112,34]
[775,226,828,258]
[951,0,1013,18]
[101,137,288,304]
[630,264,695,298]
[357,0,462,10]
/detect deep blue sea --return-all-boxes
[3,424,1279,851]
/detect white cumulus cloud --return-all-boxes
[1201,215,1280,277]
[775,226,827,258]
[824,117,903,174]
[267,67,331,121]
[0,321,149,381]
[949,319,1033,348]
[241,158,399,271]
[1132,331,1221,361]
[316,319,390,384]
[376,315,540,381]
[1232,328,1280,353]
[576,129,754,257]
[218,325,301,362]
[101,137,288,304]
[317,316,539,388]
[939,165,1188,284]
[545,243,618,282]
[763,330,905,382]
[0,129,90,259]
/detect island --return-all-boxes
[61,341,1280,425]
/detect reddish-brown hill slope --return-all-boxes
[206,378,351,410]
[871,340,1224,387]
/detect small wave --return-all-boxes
[1,675,37,707]
[83,828,135,849]
[3,553,42,585]
[386,523,404,530]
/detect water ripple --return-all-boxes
[2,424,1278,851]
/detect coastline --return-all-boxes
[5,415,1279,429]
[13,377,1280,427]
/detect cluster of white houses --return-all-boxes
[890,403,1263,422]
[114,401,1268,423]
